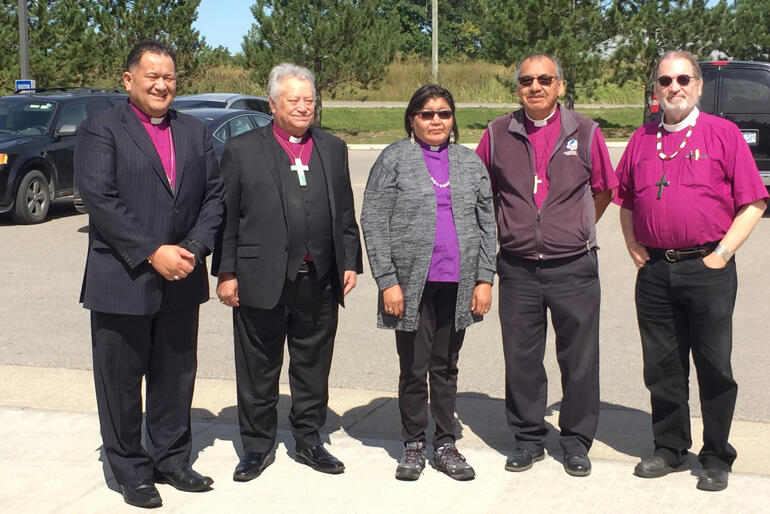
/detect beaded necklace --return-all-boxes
[656,120,695,161]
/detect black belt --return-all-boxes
[297,260,314,274]
[647,242,718,262]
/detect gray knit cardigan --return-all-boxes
[360,138,497,331]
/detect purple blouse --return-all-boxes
[418,138,460,282]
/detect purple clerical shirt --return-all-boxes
[129,101,175,189]
[418,138,460,282]
[614,109,768,248]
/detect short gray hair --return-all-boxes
[656,50,702,80]
[513,53,564,85]
[267,63,316,102]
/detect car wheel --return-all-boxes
[12,170,50,224]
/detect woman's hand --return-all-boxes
[471,282,492,315]
[382,284,404,318]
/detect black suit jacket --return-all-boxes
[213,124,362,309]
[75,102,225,315]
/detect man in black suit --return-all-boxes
[75,41,224,508]
[215,62,363,481]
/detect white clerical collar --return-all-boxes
[525,107,557,127]
[662,107,699,132]
[150,116,165,125]
[289,135,303,143]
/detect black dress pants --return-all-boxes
[91,307,199,486]
[636,255,738,471]
[396,282,465,448]
[234,268,338,453]
[498,250,600,456]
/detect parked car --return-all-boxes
[173,93,271,115]
[73,107,272,214]
[182,108,273,161]
[644,60,770,186]
[0,87,126,223]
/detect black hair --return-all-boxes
[404,83,459,142]
[125,40,177,71]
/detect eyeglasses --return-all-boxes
[517,75,556,87]
[657,75,697,87]
[414,110,453,121]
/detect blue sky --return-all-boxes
[194,0,255,54]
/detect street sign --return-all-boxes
[15,79,36,92]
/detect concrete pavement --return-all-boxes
[2,364,769,513]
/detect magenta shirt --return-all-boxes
[418,138,460,282]
[614,112,769,248]
[129,101,175,188]
[272,123,314,165]
[476,110,616,204]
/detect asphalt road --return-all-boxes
[1,147,768,423]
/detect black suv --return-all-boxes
[0,87,127,223]
[645,61,770,186]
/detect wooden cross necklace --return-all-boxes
[654,118,696,199]
[277,135,310,186]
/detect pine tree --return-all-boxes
[477,0,607,108]
[241,0,399,124]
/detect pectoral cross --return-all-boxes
[291,157,309,187]
[656,172,669,199]
[533,174,543,194]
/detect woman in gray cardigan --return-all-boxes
[360,84,496,482]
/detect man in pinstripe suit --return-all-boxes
[75,41,224,508]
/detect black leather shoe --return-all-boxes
[634,455,686,478]
[504,448,545,472]
[564,454,591,477]
[153,465,213,492]
[697,469,729,491]
[120,478,162,508]
[294,445,345,474]
[233,452,273,482]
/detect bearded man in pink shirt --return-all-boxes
[615,50,768,492]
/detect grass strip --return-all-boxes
[321,107,643,144]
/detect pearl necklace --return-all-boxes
[429,175,450,188]
[657,120,695,161]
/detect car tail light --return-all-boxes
[711,60,729,66]
[0,153,8,165]
[650,94,659,113]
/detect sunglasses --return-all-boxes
[517,75,556,87]
[657,75,697,87]
[414,110,453,121]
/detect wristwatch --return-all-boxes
[714,244,733,262]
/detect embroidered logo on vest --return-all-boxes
[563,138,578,156]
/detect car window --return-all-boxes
[249,113,272,128]
[230,100,247,109]
[246,99,271,114]
[174,99,227,109]
[228,115,256,137]
[88,100,114,114]
[57,101,88,131]
[0,99,56,135]
[699,67,717,115]
[719,67,770,114]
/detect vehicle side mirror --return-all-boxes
[56,124,78,137]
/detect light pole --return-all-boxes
[431,0,438,83]
[18,0,30,80]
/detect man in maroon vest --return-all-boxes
[476,53,617,477]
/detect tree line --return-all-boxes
[2,0,768,116]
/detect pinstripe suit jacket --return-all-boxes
[74,102,225,315]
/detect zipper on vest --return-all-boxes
[536,209,544,260]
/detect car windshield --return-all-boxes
[174,99,227,109]
[0,99,56,135]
